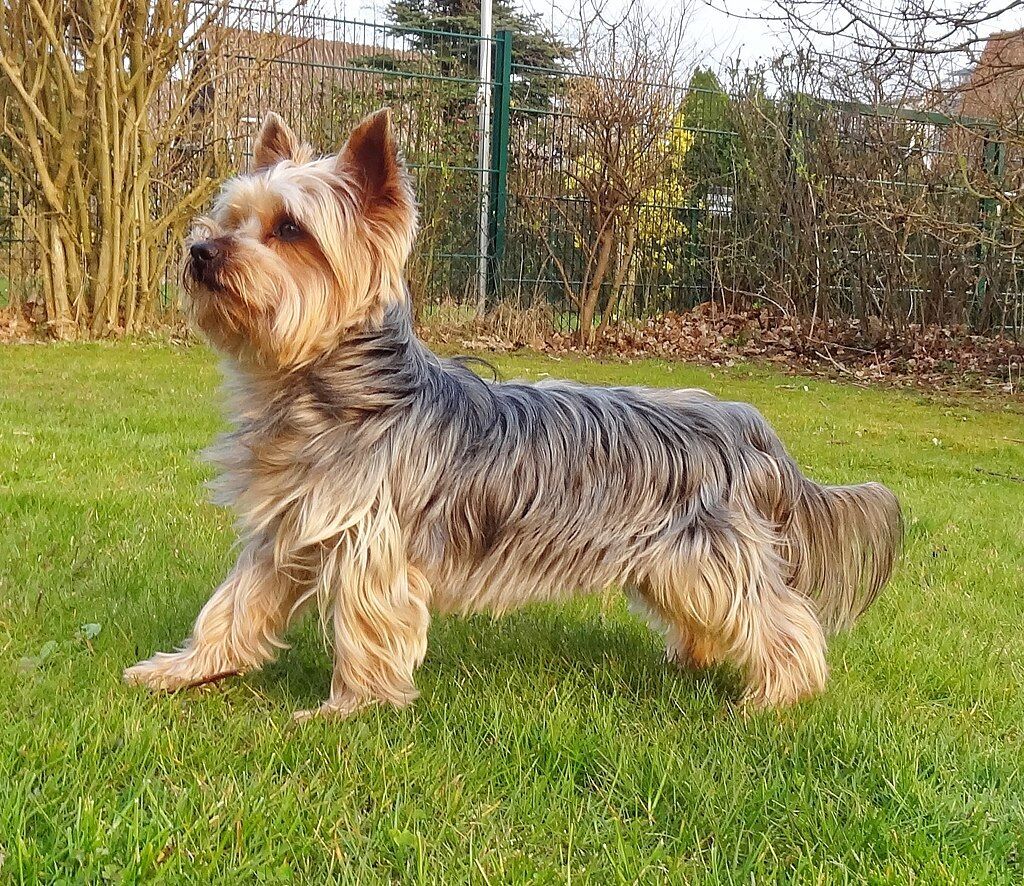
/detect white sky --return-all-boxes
[520,0,790,68]
[333,0,790,66]
[330,0,1024,74]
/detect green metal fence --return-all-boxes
[2,10,1022,336]
[0,159,35,314]
[493,54,1024,335]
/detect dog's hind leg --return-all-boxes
[730,576,828,709]
[645,514,828,709]
[124,538,307,691]
[626,588,722,671]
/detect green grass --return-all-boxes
[1,342,1023,883]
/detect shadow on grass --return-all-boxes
[251,607,739,714]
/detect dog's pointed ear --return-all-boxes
[337,108,405,204]
[253,113,300,172]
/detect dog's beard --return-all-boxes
[185,257,350,368]
[185,263,268,358]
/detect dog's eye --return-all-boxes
[274,219,303,241]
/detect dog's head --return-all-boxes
[184,109,416,368]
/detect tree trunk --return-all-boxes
[41,220,89,338]
[579,224,616,345]
[597,222,636,340]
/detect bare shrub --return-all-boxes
[512,3,694,344]
[0,0,298,336]
[720,0,1024,337]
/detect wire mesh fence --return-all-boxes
[1,8,1022,337]
[0,162,36,315]
[501,71,735,333]
[498,65,1024,336]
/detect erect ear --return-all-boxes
[252,112,300,172]
[336,108,405,205]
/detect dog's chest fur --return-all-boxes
[203,367,380,548]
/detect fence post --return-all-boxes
[975,130,1006,327]
[780,94,797,287]
[487,29,512,303]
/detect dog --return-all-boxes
[124,109,902,719]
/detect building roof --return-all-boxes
[958,29,1024,122]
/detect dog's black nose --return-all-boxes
[190,241,220,264]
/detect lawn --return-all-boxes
[1,342,1023,883]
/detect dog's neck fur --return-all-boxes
[217,295,489,464]
[207,294,490,543]
[229,299,435,418]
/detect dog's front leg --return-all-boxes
[293,501,432,722]
[124,539,305,691]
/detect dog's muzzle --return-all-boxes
[188,239,225,288]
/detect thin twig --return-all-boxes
[974,467,1024,483]
[172,669,242,692]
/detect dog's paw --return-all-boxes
[123,652,239,692]
[292,694,373,723]
[123,653,185,691]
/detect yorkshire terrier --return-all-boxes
[124,110,902,719]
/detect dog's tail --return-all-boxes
[782,479,902,635]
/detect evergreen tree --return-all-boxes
[681,69,737,192]
[386,0,570,107]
